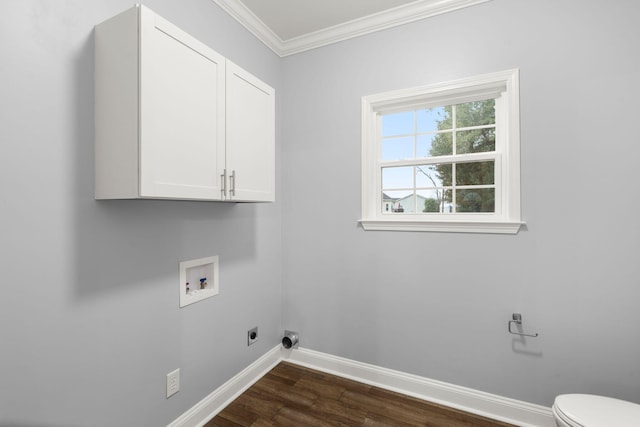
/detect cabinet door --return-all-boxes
[139,7,226,200]
[226,61,275,202]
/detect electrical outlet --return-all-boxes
[248,327,258,346]
[166,368,180,398]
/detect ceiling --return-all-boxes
[212,0,491,56]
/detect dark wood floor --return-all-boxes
[205,362,516,427]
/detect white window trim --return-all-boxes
[360,69,524,234]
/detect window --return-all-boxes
[360,69,523,233]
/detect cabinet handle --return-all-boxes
[230,170,236,197]
[221,169,227,198]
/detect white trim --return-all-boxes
[285,348,555,427]
[167,346,283,427]
[210,0,492,57]
[210,0,283,55]
[361,69,523,233]
[359,219,523,234]
[169,345,554,427]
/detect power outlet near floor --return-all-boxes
[166,368,180,398]
[248,327,258,346]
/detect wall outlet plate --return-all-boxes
[166,368,180,398]
[248,327,258,345]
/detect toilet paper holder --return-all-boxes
[508,313,539,337]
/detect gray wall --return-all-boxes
[0,1,282,426]
[2,0,640,426]
[281,0,640,407]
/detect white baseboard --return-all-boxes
[167,345,283,427]
[169,345,555,427]
[284,347,555,427]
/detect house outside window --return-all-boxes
[360,69,523,234]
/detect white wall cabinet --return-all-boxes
[95,5,274,202]
[225,61,275,202]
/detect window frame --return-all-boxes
[360,69,523,234]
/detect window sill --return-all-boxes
[359,219,524,234]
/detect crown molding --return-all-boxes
[211,0,284,54]
[212,0,492,57]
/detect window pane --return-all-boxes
[382,166,413,189]
[382,111,413,137]
[427,132,453,156]
[383,190,412,199]
[456,188,495,212]
[455,100,495,128]
[417,106,449,133]
[418,133,453,158]
[382,136,414,161]
[416,134,434,158]
[456,128,495,154]
[456,161,494,186]
[399,193,421,213]
[382,190,412,213]
[417,189,451,213]
[416,164,450,187]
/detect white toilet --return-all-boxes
[553,394,640,427]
